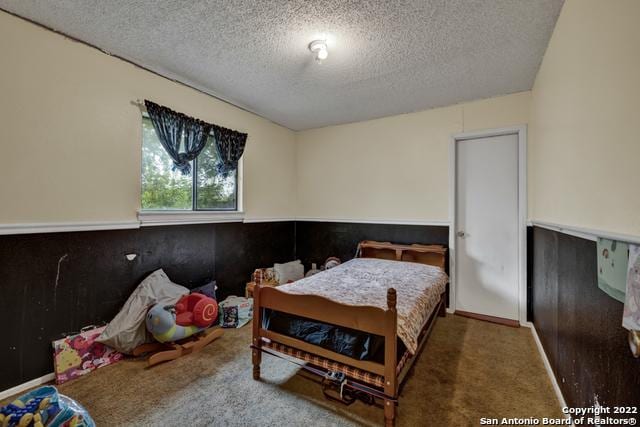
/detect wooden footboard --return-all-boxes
[251,240,447,427]
[252,284,399,423]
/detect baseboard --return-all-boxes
[0,373,55,401]
[455,310,520,327]
[523,322,573,426]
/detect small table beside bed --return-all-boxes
[251,240,449,427]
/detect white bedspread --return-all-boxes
[277,258,448,354]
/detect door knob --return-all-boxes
[457,231,466,238]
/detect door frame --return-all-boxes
[448,125,528,325]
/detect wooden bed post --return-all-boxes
[384,288,398,427]
[252,284,262,380]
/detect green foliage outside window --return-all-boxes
[141,118,237,210]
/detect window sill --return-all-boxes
[138,210,245,227]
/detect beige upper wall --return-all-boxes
[0,10,530,227]
[7,0,636,235]
[296,91,531,222]
[529,0,640,236]
[0,11,297,224]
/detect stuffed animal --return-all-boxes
[146,293,218,343]
[137,293,223,366]
[175,293,218,328]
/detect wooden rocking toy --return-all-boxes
[134,293,223,367]
[133,327,224,367]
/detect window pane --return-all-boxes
[141,117,193,210]
[196,138,237,210]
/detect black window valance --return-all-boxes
[211,125,248,177]
[144,100,247,176]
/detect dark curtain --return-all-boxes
[212,125,248,177]
[180,117,212,175]
[144,100,211,175]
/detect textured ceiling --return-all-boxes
[0,0,564,130]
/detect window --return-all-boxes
[141,117,238,211]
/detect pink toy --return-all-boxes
[52,326,122,384]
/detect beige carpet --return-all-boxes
[5,315,562,426]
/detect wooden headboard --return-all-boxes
[356,240,447,271]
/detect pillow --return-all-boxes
[97,269,188,354]
[274,260,304,284]
[191,280,217,300]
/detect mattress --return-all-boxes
[263,309,403,362]
[263,257,448,361]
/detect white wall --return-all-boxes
[0,11,297,224]
[295,92,531,222]
[5,0,637,237]
[298,0,640,237]
[0,11,533,229]
[529,0,640,236]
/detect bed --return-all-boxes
[251,240,448,426]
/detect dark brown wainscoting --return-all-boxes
[2,219,449,392]
[0,221,295,391]
[295,220,451,312]
[531,226,640,409]
[295,221,449,271]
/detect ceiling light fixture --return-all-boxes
[309,40,328,62]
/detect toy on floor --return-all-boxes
[96,269,190,354]
[53,325,123,384]
[0,385,95,427]
[133,293,223,366]
[0,393,54,427]
[218,296,253,328]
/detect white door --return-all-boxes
[455,133,519,321]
